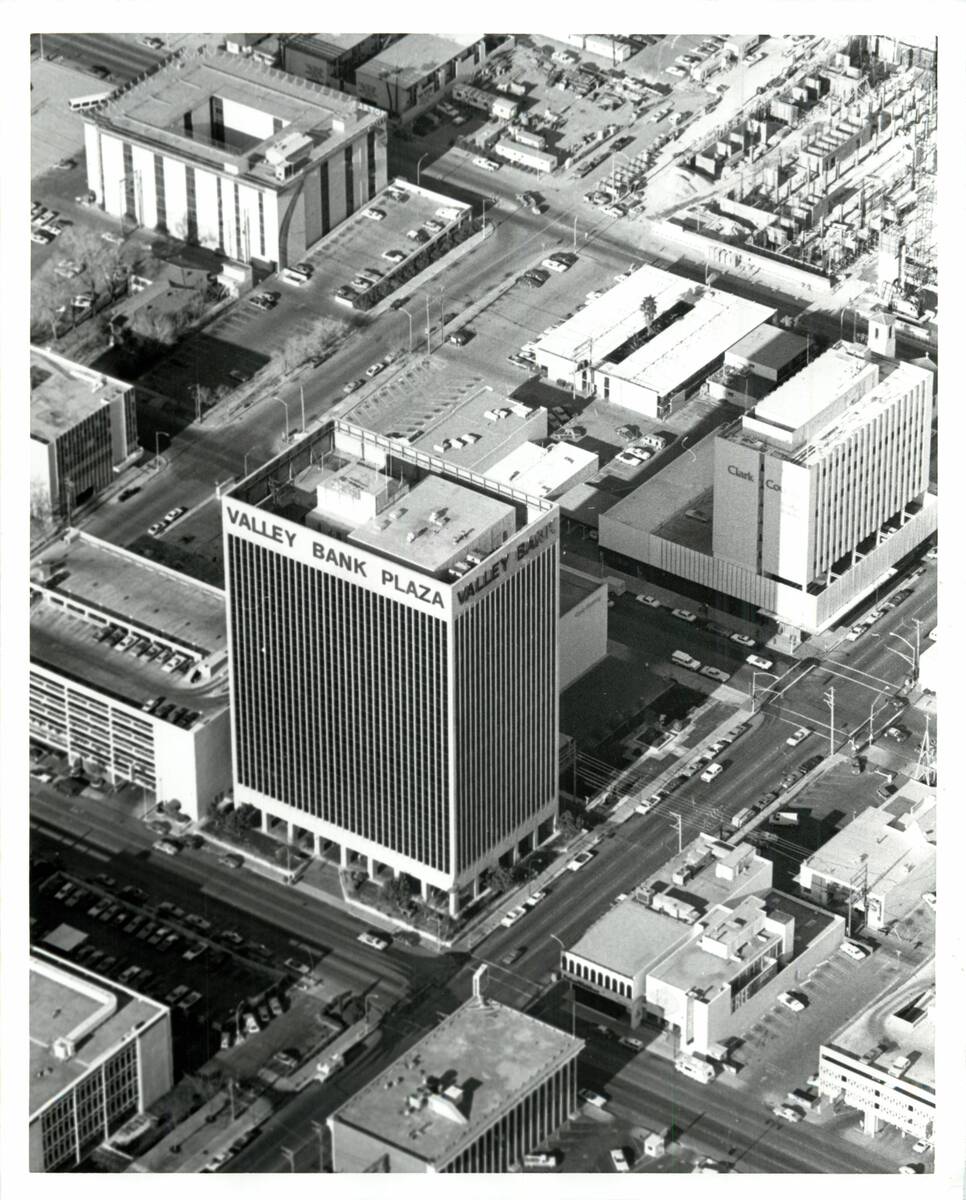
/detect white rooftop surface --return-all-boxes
[360,34,483,87]
[570,899,688,978]
[347,474,514,575]
[802,792,935,916]
[484,441,597,498]
[804,360,934,461]
[535,264,695,364]
[750,343,873,433]
[603,291,775,398]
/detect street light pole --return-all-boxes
[154,431,170,472]
[416,153,428,187]
[424,294,431,356]
[299,385,306,434]
[310,1121,326,1173]
[401,307,413,352]
[823,686,835,756]
[281,1147,296,1173]
[273,395,290,442]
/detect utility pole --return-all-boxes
[310,1121,326,1173]
[425,294,431,356]
[823,686,835,756]
[281,1147,297,1173]
[227,1077,236,1122]
[672,812,683,854]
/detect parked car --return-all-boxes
[500,906,527,928]
[840,941,869,961]
[700,763,723,783]
[447,329,474,346]
[671,608,697,623]
[746,654,774,670]
[501,946,525,967]
[773,1103,804,1123]
[778,991,806,1013]
[365,362,384,379]
[610,1147,630,1172]
[362,207,386,221]
[636,594,661,607]
[566,850,595,872]
[357,930,390,951]
[579,1089,608,1109]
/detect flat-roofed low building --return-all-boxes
[29,949,173,1172]
[561,836,773,1026]
[485,441,599,500]
[30,348,139,521]
[29,532,231,819]
[818,960,934,1139]
[83,49,387,269]
[796,783,935,932]
[329,983,582,1171]
[533,263,774,419]
[354,34,486,120]
[723,325,809,385]
[280,34,392,92]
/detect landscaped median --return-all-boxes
[199,803,311,885]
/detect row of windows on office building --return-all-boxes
[29,671,156,785]
[228,536,451,871]
[442,1057,577,1173]
[454,547,557,871]
[564,956,633,999]
[53,408,114,514]
[39,1039,140,1171]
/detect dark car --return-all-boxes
[501,946,525,967]
[778,772,799,791]
[447,329,474,346]
[884,726,910,743]
[90,64,111,79]
[117,486,141,503]
[798,755,823,776]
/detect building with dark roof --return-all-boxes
[82,49,387,268]
[354,34,487,120]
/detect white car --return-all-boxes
[700,763,723,783]
[382,248,407,263]
[911,1139,931,1155]
[778,991,805,1013]
[500,905,527,928]
[357,931,390,951]
[635,799,654,816]
[610,1148,630,1172]
[542,256,570,273]
[773,1104,804,1123]
[164,506,187,525]
[922,891,936,911]
[148,522,164,537]
[579,1089,607,1109]
[365,362,384,378]
[667,65,687,77]
[839,941,869,961]
[636,594,661,607]
[845,625,865,643]
[473,156,500,171]
[730,633,756,647]
[525,890,547,908]
[786,726,810,747]
[672,608,697,623]
[566,850,595,872]
[746,654,774,670]
[362,207,386,221]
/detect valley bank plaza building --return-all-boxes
[222,420,559,916]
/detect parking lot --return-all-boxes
[32,863,286,1071]
[295,180,470,314]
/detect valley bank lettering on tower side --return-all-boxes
[222,420,559,916]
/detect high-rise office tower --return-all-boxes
[223,420,559,916]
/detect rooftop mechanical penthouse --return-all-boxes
[222,421,560,918]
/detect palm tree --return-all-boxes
[640,294,657,331]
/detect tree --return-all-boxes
[384,876,416,913]
[31,275,72,343]
[482,863,512,894]
[556,810,581,841]
[640,294,657,331]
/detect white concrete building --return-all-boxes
[29,533,231,820]
[30,349,139,520]
[796,783,935,932]
[819,963,934,1139]
[600,344,937,644]
[83,50,387,269]
[29,950,173,1171]
[533,264,774,419]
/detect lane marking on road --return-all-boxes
[815,658,895,688]
[811,665,893,696]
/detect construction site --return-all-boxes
[665,39,936,321]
